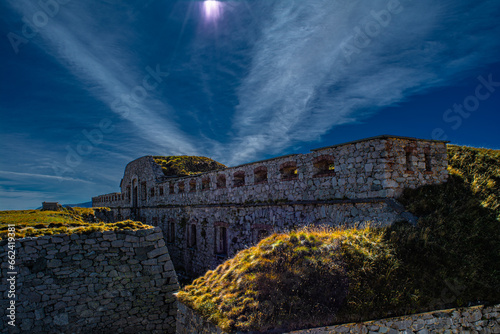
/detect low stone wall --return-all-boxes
[0,227,179,333]
[176,302,500,334]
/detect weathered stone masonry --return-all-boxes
[92,135,449,276]
[176,301,500,334]
[0,228,178,334]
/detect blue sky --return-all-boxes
[1,0,499,210]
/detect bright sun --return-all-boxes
[203,0,223,22]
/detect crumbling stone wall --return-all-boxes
[176,302,500,334]
[0,228,178,333]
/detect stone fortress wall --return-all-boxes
[92,135,449,276]
[0,228,178,334]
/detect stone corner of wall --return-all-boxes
[1,226,178,334]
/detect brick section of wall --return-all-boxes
[0,228,179,334]
[176,302,500,334]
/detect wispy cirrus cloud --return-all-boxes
[0,170,94,184]
[226,0,500,164]
[5,0,198,156]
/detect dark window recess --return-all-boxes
[141,182,147,200]
[217,175,226,189]
[425,153,432,171]
[215,226,228,255]
[127,186,131,200]
[169,183,175,194]
[178,182,185,193]
[159,186,164,196]
[233,172,245,187]
[189,179,197,192]
[254,167,268,183]
[313,155,335,176]
[406,151,413,171]
[189,224,197,248]
[152,217,158,225]
[168,221,175,243]
[202,178,210,191]
[150,187,155,197]
[280,162,298,180]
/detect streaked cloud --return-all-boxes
[0,171,94,184]
[226,0,500,164]
[5,0,199,156]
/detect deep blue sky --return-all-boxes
[1,0,499,210]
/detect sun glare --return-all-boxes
[203,0,223,22]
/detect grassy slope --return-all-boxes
[392,145,500,309]
[0,207,152,240]
[153,156,226,177]
[178,227,402,332]
[177,145,500,332]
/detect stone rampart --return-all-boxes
[93,135,448,208]
[0,228,178,333]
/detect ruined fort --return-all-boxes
[92,135,449,277]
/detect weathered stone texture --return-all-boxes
[176,302,500,334]
[94,136,448,207]
[0,227,178,334]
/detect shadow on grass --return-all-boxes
[388,174,500,312]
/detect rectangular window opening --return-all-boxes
[254,167,268,184]
[189,179,197,193]
[202,178,210,191]
[233,172,245,187]
[217,175,226,189]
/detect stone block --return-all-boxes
[147,247,169,259]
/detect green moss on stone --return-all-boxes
[152,156,226,177]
